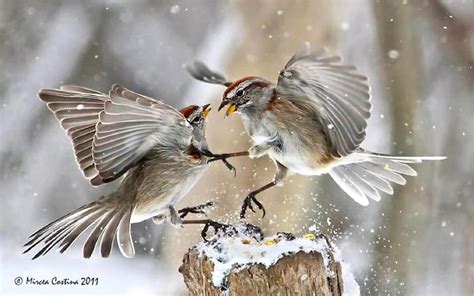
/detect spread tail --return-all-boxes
[329,152,446,206]
[23,196,135,259]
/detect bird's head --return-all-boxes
[218,77,274,117]
[185,61,273,117]
[180,104,211,148]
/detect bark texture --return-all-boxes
[179,248,343,295]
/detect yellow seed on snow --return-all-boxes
[264,239,276,246]
[303,234,315,239]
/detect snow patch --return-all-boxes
[195,228,359,295]
[334,246,361,296]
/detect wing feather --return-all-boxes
[91,84,192,182]
[277,43,371,157]
[39,84,192,185]
[38,88,108,185]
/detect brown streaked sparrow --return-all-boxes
[187,43,446,218]
[24,84,239,259]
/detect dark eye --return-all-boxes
[236,89,244,97]
[192,116,201,124]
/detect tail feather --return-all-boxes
[24,205,98,252]
[57,210,108,253]
[359,151,446,162]
[26,204,94,241]
[35,223,81,259]
[350,165,394,195]
[100,210,125,258]
[82,210,116,259]
[30,215,90,260]
[330,167,369,206]
[117,209,135,258]
[358,162,407,185]
[24,198,134,259]
[343,167,381,201]
[330,152,445,205]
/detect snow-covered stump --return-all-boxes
[179,225,358,295]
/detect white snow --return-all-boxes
[195,228,360,295]
[334,246,361,296]
[170,5,180,14]
[388,49,400,59]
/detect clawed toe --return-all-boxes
[208,156,236,176]
[200,221,236,241]
[204,151,237,177]
[178,201,214,219]
[239,194,266,219]
[220,158,237,177]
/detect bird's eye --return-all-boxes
[236,89,244,97]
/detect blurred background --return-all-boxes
[1,0,473,295]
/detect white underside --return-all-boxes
[130,169,205,223]
[268,146,368,176]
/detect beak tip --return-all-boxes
[218,100,228,111]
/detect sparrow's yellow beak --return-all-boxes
[225,104,237,117]
[202,104,211,119]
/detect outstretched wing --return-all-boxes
[277,43,371,157]
[92,84,192,182]
[186,61,231,86]
[38,86,108,185]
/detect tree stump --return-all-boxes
[179,227,353,295]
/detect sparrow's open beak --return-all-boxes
[225,104,237,117]
[202,104,211,119]
[218,99,237,117]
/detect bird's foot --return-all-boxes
[152,214,167,225]
[315,233,334,253]
[169,206,183,226]
[276,232,296,241]
[200,220,237,241]
[203,150,237,177]
[178,201,214,219]
[240,193,266,219]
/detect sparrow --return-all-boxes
[24,84,238,259]
[187,43,446,218]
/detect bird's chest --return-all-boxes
[130,155,207,222]
[242,113,277,145]
[269,131,322,175]
[243,112,332,175]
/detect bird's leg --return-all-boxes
[168,206,182,225]
[178,201,214,219]
[248,143,271,159]
[200,220,237,241]
[240,181,276,219]
[207,150,250,161]
[202,149,249,176]
[152,206,181,225]
[240,162,288,219]
[181,219,236,241]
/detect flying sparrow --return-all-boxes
[187,43,445,218]
[24,84,238,259]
